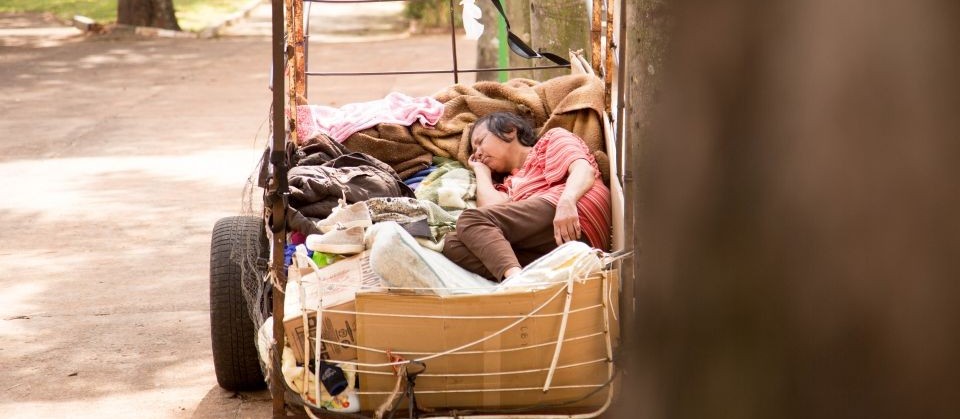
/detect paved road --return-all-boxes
[0,7,475,418]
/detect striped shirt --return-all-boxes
[496,128,612,250]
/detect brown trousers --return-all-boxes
[442,197,559,281]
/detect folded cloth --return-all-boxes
[415,157,476,211]
[406,165,437,180]
[296,92,445,144]
[365,197,462,251]
[288,153,415,220]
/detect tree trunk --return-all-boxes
[505,0,535,80]
[118,0,181,30]
[475,0,587,82]
[474,0,534,82]
[529,0,590,80]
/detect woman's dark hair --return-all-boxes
[469,112,538,148]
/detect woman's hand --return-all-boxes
[468,154,492,179]
[470,154,509,207]
[553,196,581,245]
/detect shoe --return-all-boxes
[317,200,372,233]
[305,224,365,255]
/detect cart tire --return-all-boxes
[210,216,268,391]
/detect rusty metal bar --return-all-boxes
[303,1,312,96]
[604,0,614,113]
[288,0,307,123]
[592,0,602,75]
[448,0,460,84]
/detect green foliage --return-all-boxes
[0,0,117,23]
[0,0,253,32]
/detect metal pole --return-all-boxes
[270,0,288,417]
[448,0,460,84]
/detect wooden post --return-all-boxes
[506,0,535,80]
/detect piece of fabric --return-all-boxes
[406,165,437,180]
[293,133,349,167]
[442,197,562,281]
[499,128,611,250]
[288,153,415,220]
[365,197,461,251]
[414,157,477,211]
[342,123,433,179]
[296,92,444,143]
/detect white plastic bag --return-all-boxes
[497,241,604,291]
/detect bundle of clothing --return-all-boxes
[285,134,416,236]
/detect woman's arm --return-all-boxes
[470,156,509,207]
[553,159,596,245]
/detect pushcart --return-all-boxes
[209,0,631,417]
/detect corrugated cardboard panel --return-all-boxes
[283,251,383,363]
[284,300,357,362]
[355,271,617,411]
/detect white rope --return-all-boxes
[296,258,311,402]
[342,358,609,377]
[312,273,324,409]
[356,383,607,395]
[314,331,604,357]
[542,258,580,391]
[367,273,606,292]
[320,303,602,320]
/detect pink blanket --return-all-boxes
[296,92,445,143]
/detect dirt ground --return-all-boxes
[0,11,475,418]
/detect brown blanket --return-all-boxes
[415,74,609,182]
[344,73,610,182]
[342,123,433,179]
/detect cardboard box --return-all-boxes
[284,300,358,362]
[283,251,382,363]
[355,270,620,411]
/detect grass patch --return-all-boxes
[176,0,255,32]
[0,0,117,23]
[0,0,256,32]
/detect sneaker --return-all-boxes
[317,200,372,233]
[305,224,365,255]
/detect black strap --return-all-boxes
[488,0,570,66]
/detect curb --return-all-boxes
[198,0,265,38]
[100,0,264,39]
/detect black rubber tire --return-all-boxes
[210,215,268,391]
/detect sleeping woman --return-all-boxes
[442,112,611,281]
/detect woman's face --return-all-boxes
[470,123,516,173]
